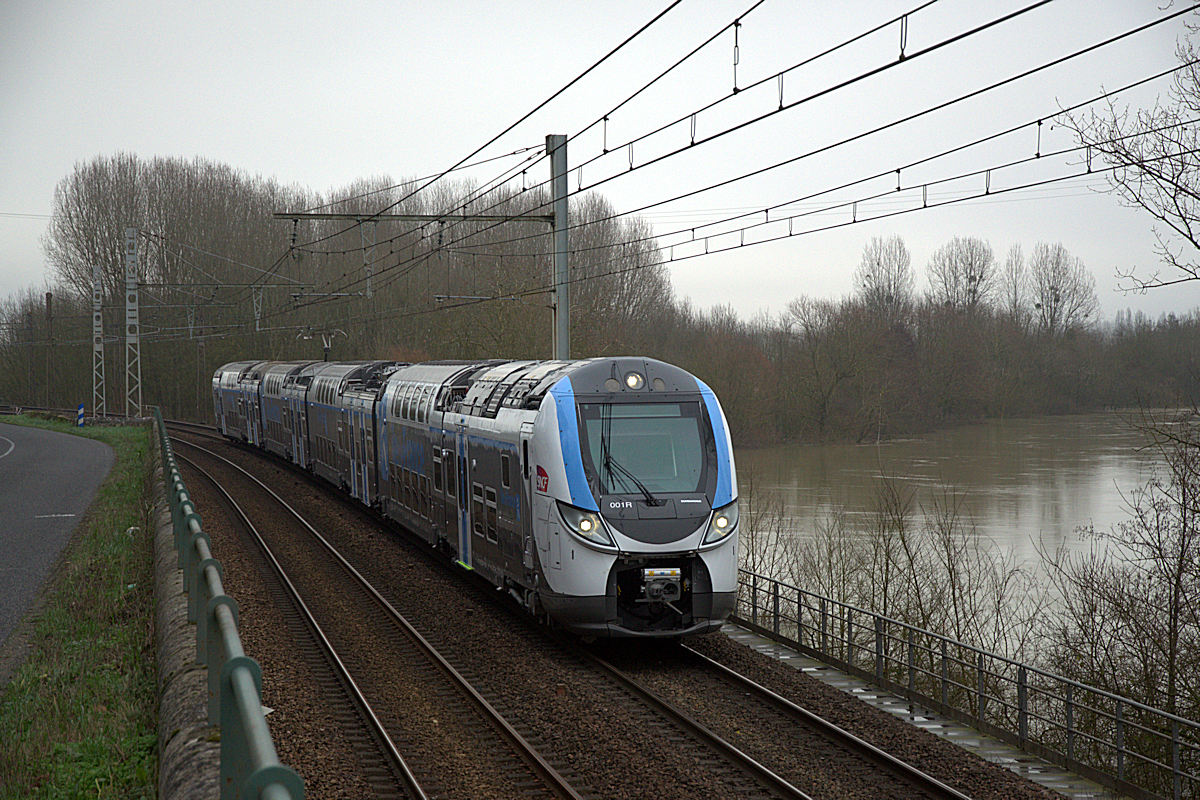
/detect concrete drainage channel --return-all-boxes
[152,409,303,800]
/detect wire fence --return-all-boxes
[735,569,1199,800]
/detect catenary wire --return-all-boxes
[280,7,1194,313]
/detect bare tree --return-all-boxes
[997,243,1027,321]
[854,234,914,319]
[1029,242,1099,334]
[1065,26,1200,291]
[1040,414,1200,720]
[783,297,863,441]
[926,236,996,311]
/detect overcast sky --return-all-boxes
[2,0,1198,323]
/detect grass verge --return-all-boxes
[0,414,156,799]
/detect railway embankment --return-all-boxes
[0,414,156,798]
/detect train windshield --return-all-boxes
[578,402,707,495]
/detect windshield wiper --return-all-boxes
[604,451,662,506]
[599,405,662,506]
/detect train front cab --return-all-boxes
[529,358,739,638]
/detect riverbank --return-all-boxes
[0,415,156,799]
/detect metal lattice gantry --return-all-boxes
[92,258,106,417]
[124,227,142,418]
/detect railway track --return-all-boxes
[172,437,585,800]
[166,431,821,798]
[581,640,976,799]
[166,427,1016,800]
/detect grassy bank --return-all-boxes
[0,415,156,799]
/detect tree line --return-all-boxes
[1,154,1198,445]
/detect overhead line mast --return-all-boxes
[273,133,572,358]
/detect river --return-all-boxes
[735,412,1168,566]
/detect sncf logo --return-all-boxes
[536,465,550,494]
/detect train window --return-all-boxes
[472,483,484,537]
[433,452,443,493]
[446,455,456,498]
[500,454,511,489]
[485,488,497,543]
[421,475,430,519]
[523,440,529,480]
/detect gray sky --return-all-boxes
[2,0,1198,322]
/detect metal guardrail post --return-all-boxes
[796,587,804,646]
[750,574,758,627]
[907,628,915,693]
[1116,701,1125,781]
[940,639,949,707]
[1018,665,1028,746]
[819,597,827,656]
[1066,683,1075,763]
[846,608,854,666]
[772,581,780,636]
[875,616,884,682]
[1172,720,1181,800]
[977,652,986,722]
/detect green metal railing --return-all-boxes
[736,568,1200,800]
[154,409,304,800]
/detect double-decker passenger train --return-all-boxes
[213,356,738,637]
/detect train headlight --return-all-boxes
[702,499,739,545]
[556,500,615,548]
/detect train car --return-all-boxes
[215,354,738,638]
[341,361,405,506]
[212,360,266,443]
[279,362,324,468]
[305,361,395,490]
[258,361,317,461]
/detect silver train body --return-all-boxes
[212,356,739,637]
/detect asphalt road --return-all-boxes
[0,421,113,648]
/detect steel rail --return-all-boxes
[164,418,218,434]
[680,643,975,800]
[172,445,428,800]
[569,641,816,800]
[171,436,584,800]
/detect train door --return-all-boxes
[287,395,300,464]
[455,422,471,567]
[250,388,262,446]
[363,407,375,505]
[348,408,360,500]
[519,422,536,573]
[337,407,349,487]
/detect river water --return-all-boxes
[736,412,1167,566]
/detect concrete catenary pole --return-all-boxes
[548,134,569,361]
[44,292,52,407]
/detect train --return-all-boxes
[212,355,739,638]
